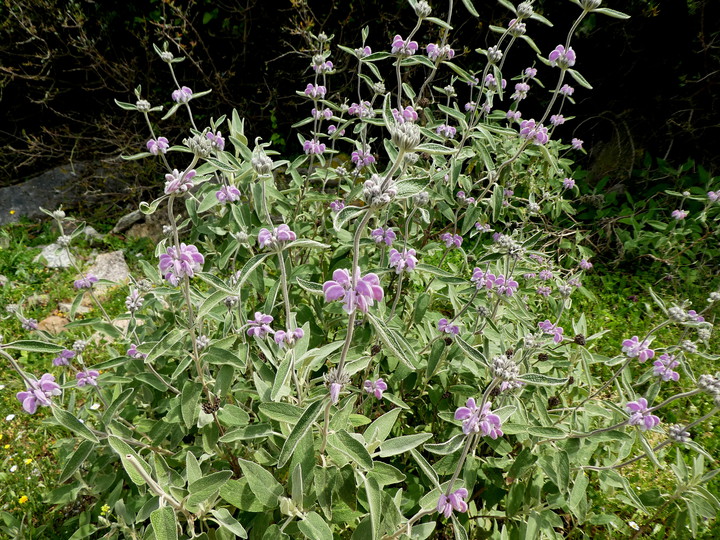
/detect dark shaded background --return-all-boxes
[1,0,718,202]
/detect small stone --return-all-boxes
[111,210,144,234]
[86,251,130,284]
[58,302,91,315]
[38,315,70,335]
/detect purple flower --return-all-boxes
[21,318,39,331]
[327,125,345,136]
[548,45,576,69]
[125,290,143,312]
[52,349,76,367]
[329,382,342,404]
[330,200,345,213]
[511,82,530,101]
[550,114,565,126]
[626,398,660,431]
[274,328,304,349]
[671,209,688,220]
[571,138,584,150]
[258,224,297,250]
[171,86,193,103]
[355,46,372,58]
[127,343,147,360]
[579,258,593,270]
[351,148,376,169]
[653,353,680,382]
[303,138,326,155]
[312,59,333,73]
[216,185,241,204]
[454,398,503,438]
[206,130,225,151]
[426,43,455,61]
[621,336,655,362]
[323,267,384,314]
[311,107,333,120]
[686,310,705,322]
[471,268,497,290]
[560,84,575,96]
[158,243,204,285]
[436,124,457,138]
[484,74,506,92]
[392,106,418,124]
[247,312,274,338]
[539,319,565,343]
[74,274,99,290]
[537,286,551,297]
[438,318,460,335]
[519,119,549,145]
[389,248,418,274]
[371,227,396,246]
[437,488,469,518]
[440,233,463,249]
[16,374,62,414]
[464,101,477,112]
[538,269,554,281]
[391,34,418,55]
[708,191,718,202]
[525,67,538,78]
[348,101,374,118]
[494,275,519,297]
[147,137,169,155]
[506,110,522,122]
[475,222,492,233]
[304,83,327,99]
[164,169,196,195]
[363,378,388,400]
[76,370,100,387]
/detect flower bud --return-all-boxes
[391,122,421,152]
[487,46,503,64]
[668,424,691,443]
[160,51,174,63]
[681,340,698,354]
[492,356,520,381]
[56,235,72,247]
[580,0,602,10]
[135,99,151,112]
[52,209,66,220]
[414,0,432,18]
[252,145,274,176]
[668,306,687,322]
[517,1,534,18]
[413,191,430,207]
[184,133,213,158]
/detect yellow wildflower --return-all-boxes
[100,504,110,515]
[9,210,16,215]
[18,495,28,504]
[24,458,33,465]
[3,444,9,449]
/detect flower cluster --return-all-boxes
[440,233,463,249]
[74,274,98,290]
[426,43,455,61]
[171,86,193,103]
[392,106,418,124]
[216,185,241,204]
[436,124,457,138]
[274,328,304,349]
[454,398,503,438]
[548,45,576,69]
[538,320,565,343]
[438,318,460,335]
[76,370,100,387]
[323,267,384,314]
[16,374,62,414]
[206,130,225,151]
[158,243,204,286]
[626,398,660,431]
[164,169,196,195]
[258,224,297,250]
[127,343,147,359]
[125,289,143,312]
[621,336,655,362]
[470,268,519,296]
[388,248,418,274]
[147,137,169,155]
[391,35,418,56]
[348,101,374,118]
[519,119,549,145]
[437,488,469,518]
[247,312,274,338]
[371,227,396,246]
[351,148,376,169]
[304,83,327,99]
[363,174,397,207]
[303,138,326,155]
[329,200,345,213]
[653,353,680,382]
[53,349,75,367]
[363,378,388,400]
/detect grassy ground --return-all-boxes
[0,219,718,537]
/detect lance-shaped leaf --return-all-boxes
[236,458,284,509]
[233,252,271,291]
[299,511,333,540]
[455,336,489,368]
[333,205,367,232]
[151,506,178,540]
[278,400,324,468]
[366,313,418,369]
[58,440,95,483]
[2,340,65,354]
[378,433,433,457]
[518,373,568,386]
[424,433,465,455]
[296,278,324,295]
[52,408,99,443]
[328,430,374,471]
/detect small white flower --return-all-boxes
[628,521,640,531]
[0,384,5,390]
[9,465,17,473]
[5,414,15,421]
[89,403,101,411]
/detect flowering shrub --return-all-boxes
[3,1,720,539]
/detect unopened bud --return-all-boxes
[414,0,432,18]
[136,100,151,112]
[391,122,421,152]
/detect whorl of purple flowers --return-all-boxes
[323,267,384,314]
[454,398,503,438]
[158,243,204,286]
[16,374,62,414]
[626,397,660,431]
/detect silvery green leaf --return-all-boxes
[462,0,480,17]
[378,433,433,457]
[114,99,139,111]
[2,340,65,354]
[298,511,333,540]
[210,508,248,538]
[285,239,331,250]
[568,68,594,90]
[518,373,568,386]
[150,507,178,540]
[58,440,95,483]
[409,448,441,490]
[52,408,99,443]
[395,178,430,198]
[455,336,489,368]
[236,458,284,508]
[278,400,324,468]
[328,430,374,471]
[364,408,401,445]
[594,7,631,19]
[120,152,153,161]
[333,205,366,232]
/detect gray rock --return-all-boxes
[86,250,130,285]
[58,301,91,315]
[36,243,75,268]
[112,210,144,234]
